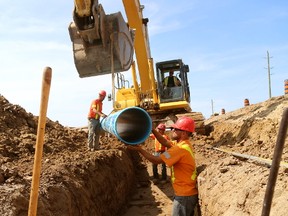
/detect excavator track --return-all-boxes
[176,112,206,135]
[149,111,206,135]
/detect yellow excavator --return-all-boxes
[68,0,205,134]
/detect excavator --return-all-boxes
[68,0,205,134]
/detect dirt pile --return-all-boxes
[195,95,288,216]
[0,95,147,216]
[1,93,288,216]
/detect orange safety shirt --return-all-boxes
[150,134,169,152]
[160,139,198,196]
[88,99,103,120]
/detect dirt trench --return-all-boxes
[1,94,288,215]
[0,94,150,216]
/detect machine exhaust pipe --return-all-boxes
[101,107,152,145]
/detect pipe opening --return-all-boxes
[101,107,152,145]
[116,108,151,144]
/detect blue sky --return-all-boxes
[1,0,287,127]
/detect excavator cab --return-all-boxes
[155,59,190,104]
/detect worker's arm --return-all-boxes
[90,99,107,118]
[127,145,164,164]
[92,107,107,118]
[152,128,173,148]
[175,77,181,86]
[162,77,168,88]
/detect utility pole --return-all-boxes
[266,51,272,99]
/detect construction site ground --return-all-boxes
[0,94,288,216]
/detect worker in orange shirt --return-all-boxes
[150,123,170,184]
[128,117,198,216]
[87,90,107,151]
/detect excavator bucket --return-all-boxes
[68,3,134,78]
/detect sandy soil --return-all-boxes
[0,94,288,215]
[196,95,288,216]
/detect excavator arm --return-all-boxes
[68,0,206,134]
[69,0,158,106]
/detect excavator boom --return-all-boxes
[68,0,206,134]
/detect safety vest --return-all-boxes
[154,134,169,152]
[150,134,169,152]
[164,76,178,87]
[170,142,197,183]
[88,99,102,119]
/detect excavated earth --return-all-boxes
[197,95,288,216]
[0,94,288,216]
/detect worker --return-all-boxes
[87,90,107,151]
[150,123,170,184]
[128,117,198,216]
[163,70,181,88]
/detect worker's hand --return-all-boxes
[102,114,107,118]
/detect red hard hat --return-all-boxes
[171,117,195,133]
[157,123,166,131]
[99,90,106,97]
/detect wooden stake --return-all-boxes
[28,67,52,216]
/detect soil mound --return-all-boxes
[196,95,288,216]
[0,94,146,216]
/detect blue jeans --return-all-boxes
[172,195,198,216]
[88,119,100,150]
[153,152,167,180]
